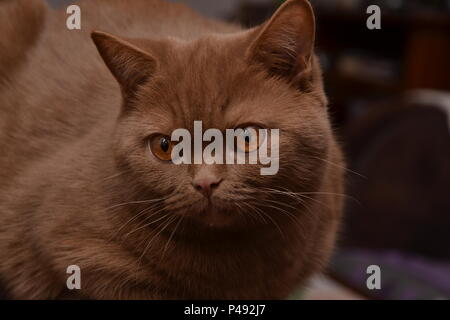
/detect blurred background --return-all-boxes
[49,0,450,300]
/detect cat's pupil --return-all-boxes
[244,129,251,143]
[160,138,170,153]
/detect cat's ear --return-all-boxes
[91,31,157,99]
[247,0,315,87]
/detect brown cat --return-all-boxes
[0,0,344,299]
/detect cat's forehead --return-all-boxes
[152,39,247,121]
[141,36,303,131]
[172,37,246,94]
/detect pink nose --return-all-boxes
[192,177,222,198]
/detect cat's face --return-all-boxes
[94,0,331,228]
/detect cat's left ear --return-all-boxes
[247,0,315,87]
[91,31,157,100]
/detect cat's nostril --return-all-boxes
[192,178,223,198]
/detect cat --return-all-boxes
[0,0,344,299]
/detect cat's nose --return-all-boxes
[192,176,223,198]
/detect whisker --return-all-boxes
[311,156,367,179]
[108,199,169,241]
[237,201,266,225]
[138,215,178,265]
[258,201,300,226]
[260,187,360,205]
[244,200,286,238]
[105,197,168,211]
[260,187,333,211]
[161,215,184,260]
[101,169,133,182]
[293,192,360,205]
[124,208,170,238]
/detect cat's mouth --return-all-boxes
[183,196,243,228]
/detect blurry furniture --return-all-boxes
[299,275,366,300]
[343,95,450,260]
[327,93,450,300]
[316,8,450,124]
[330,249,450,300]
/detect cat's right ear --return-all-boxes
[91,31,157,100]
[246,0,315,88]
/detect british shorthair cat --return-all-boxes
[0,0,344,299]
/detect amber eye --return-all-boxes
[237,126,265,153]
[149,135,174,161]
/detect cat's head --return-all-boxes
[92,0,332,228]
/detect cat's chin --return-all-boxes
[183,197,244,229]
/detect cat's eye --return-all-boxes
[237,126,265,153]
[149,135,174,161]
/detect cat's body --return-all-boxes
[0,0,344,299]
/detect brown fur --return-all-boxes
[0,0,344,299]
